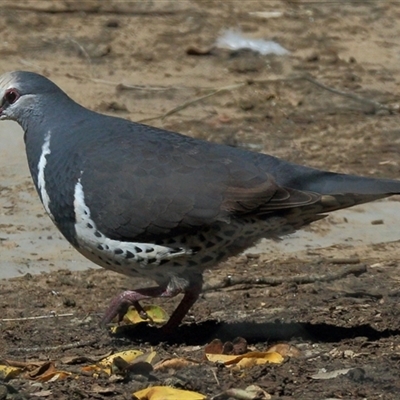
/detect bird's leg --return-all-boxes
[130,300,151,321]
[100,280,203,330]
[161,281,202,333]
[100,286,180,327]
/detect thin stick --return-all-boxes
[140,82,247,123]
[67,72,396,118]
[2,4,184,15]
[211,368,220,387]
[66,74,176,91]
[1,313,73,322]
[67,37,94,79]
[203,264,367,292]
[296,74,396,113]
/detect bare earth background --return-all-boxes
[1,1,400,399]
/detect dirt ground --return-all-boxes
[1,1,400,399]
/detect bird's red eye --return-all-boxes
[4,89,20,104]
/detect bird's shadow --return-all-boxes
[110,320,400,345]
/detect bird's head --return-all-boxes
[0,71,66,128]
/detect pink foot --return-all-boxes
[100,282,202,331]
[100,286,177,327]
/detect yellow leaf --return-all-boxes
[206,351,284,368]
[83,349,144,375]
[0,365,23,380]
[133,386,206,400]
[154,357,199,371]
[267,344,301,358]
[138,351,158,365]
[99,350,144,368]
[124,305,168,325]
[228,351,284,366]
[205,353,239,363]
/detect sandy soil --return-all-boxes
[1,1,400,399]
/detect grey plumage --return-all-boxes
[1,70,399,331]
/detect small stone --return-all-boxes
[106,20,119,28]
[246,253,260,259]
[84,43,111,58]
[344,349,355,358]
[239,97,255,111]
[98,101,129,113]
[305,52,319,62]
[64,298,76,307]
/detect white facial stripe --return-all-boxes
[73,178,189,272]
[37,131,53,219]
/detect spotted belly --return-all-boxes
[72,175,318,284]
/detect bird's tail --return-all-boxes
[262,155,400,198]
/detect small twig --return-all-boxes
[117,83,174,92]
[19,58,42,69]
[67,73,228,92]
[140,82,247,123]
[246,74,395,113]
[298,74,396,113]
[68,72,396,119]
[1,313,73,322]
[2,4,184,15]
[8,340,97,354]
[67,74,177,91]
[211,368,220,386]
[67,37,94,78]
[203,264,367,292]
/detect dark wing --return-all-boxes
[79,121,320,242]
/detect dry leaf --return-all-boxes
[133,386,206,400]
[204,339,223,355]
[82,349,144,375]
[232,337,248,355]
[154,357,199,371]
[206,351,283,368]
[214,385,272,400]
[0,364,23,380]
[114,351,157,375]
[98,350,143,368]
[134,351,158,365]
[26,361,70,382]
[222,341,234,354]
[204,337,248,356]
[123,305,168,325]
[267,344,301,358]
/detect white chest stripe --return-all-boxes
[37,131,53,219]
[73,178,189,268]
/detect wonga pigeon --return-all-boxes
[1,70,400,331]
